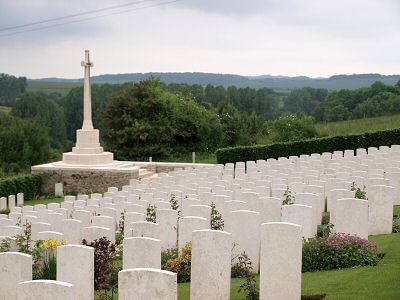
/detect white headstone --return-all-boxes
[178,216,209,251]
[55,183,63,197]
[57,245,94,300]
[118,268,177,300]
[0,252,32,300]
[17,280,73,300]
[228,210,261,273]
[123,237,161,269]
[156,209,178,250]
[334,198,368,239]
[260,222,302,300]
[190,230,232,300]
[368,185,395,235]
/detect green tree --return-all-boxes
[0,112,51,173]
[0,73,27,106]
[63,83,129,141]
[12,92,67,149]
[268,115,318,143]
[102,78,224,160]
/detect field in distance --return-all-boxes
[27,81,82,96]
[316,114,400,137]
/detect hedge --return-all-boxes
[0,174,42,200]
[216,128,400,164]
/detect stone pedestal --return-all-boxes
[62,129,113,165]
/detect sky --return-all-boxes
[0,0,399,79]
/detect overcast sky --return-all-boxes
[0,0,399,79]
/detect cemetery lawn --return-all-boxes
[178,233,400,300]
[25,196,63,206]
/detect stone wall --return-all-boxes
[32,169,139,194]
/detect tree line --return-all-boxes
[1,71,400,174]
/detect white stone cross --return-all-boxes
[81,50,94,130]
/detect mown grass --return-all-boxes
[316,114,400,137]
[25,196,63,206]
[27,81,82,96]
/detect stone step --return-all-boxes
[138,168,156,180]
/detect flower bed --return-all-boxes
[302,233,381,272]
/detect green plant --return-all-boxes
[146,204,157,223]
[161,247,178,269]
[115,212,124,246]
[216,127,400,164]
[33,239,65,280]
[234,252,259,300]
[392,215,400,233]
[317,223,334,238]
[163,243,192,283]
[268,115,318,143]
[282,187,295,205]
[0,174,42,200]
[210,202,224,230]
[351,182,367,200]
[15,222,33,253]
[82,237,118,299]
[321,212,330,225]
[170,195,180,215]
[302,233,381,272]
[0,237,11,252]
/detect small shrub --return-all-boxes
[34,239,64,280]
[82,237,118,299]
[302,233,381,272]
[0,238,11,252]
[282,188,295,205]
[351,182,367,199]
[115,212,124,246]
[210,202,224,230]
[393,215,400,233]
[163,243,192,283]
[317,223,334,238]
[161,247,178,269]
[321,212,330,225]
[170,194,180,215]
[146,204,157,223]
[233,252,259,300]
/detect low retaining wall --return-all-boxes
[32,168,139,194]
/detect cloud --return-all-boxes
[0,0,399,78]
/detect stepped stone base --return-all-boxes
[62,129,114,165]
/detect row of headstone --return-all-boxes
[0,193,24,211]
[0,223,302,300]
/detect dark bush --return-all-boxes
[0,174,42,200]
[216,128,400,164]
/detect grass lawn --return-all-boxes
[178,233,400,300]
[25,196,63,206]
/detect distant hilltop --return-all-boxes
[31,72,400,90]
